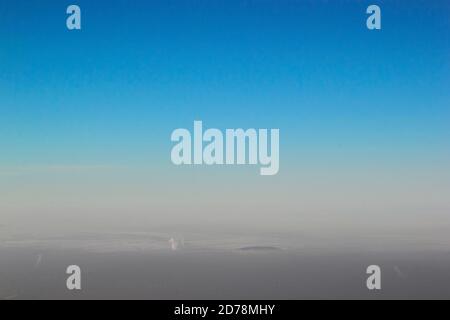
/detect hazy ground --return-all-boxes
[1,227,450,300]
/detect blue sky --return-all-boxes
[0,0,449,205]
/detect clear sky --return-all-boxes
[0,1,449,236]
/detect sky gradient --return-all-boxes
[1,0,449,237]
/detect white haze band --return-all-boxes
[171,121,280,176]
